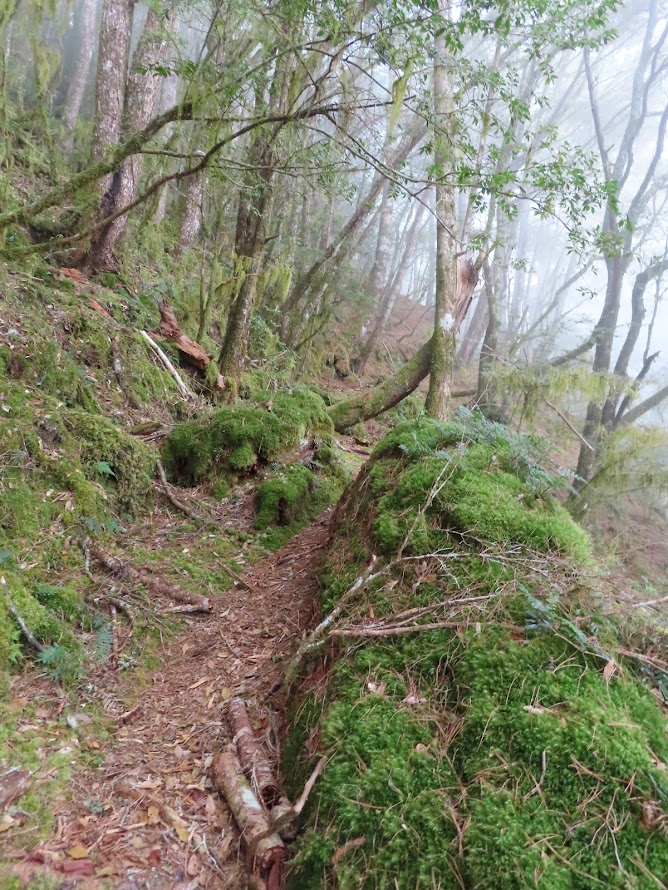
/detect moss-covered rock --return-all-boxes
[162,387,333,485]
[283,416,668,890]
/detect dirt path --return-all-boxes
[8,513,332,889]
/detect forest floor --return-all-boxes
[2,498,334,890]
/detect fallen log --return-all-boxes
[226,698,281,807]
[211,745,287,883]
[89,542,212,612]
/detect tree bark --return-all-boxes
[91,0,133,202]
[179,168,206,248]
[61,0,97,135]
[211,746,287,873]
[425,8,458,419]
[89,7,173,267]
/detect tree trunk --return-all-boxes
[218,130,276,393]
[352,182,393,372]
[153,68,179,222]
[61,0,97,135]
[328,338,434,431]
[355,202,427,374]
[281,125,426,335]
[88,7,173,268]
[179,169,206,249]
[425,9,457,420]
[91,0,133,201]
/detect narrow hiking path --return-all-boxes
[5,512,333,890]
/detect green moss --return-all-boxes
[1,575,78,651]
[61,409,156,515]
[284,418,667,890]
[162,387,333,485]
[255,465,316,528]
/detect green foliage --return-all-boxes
[162,387,333,485]
[284,419,667,889]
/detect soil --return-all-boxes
[2,509,334,889]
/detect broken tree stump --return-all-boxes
[155,300,211,372]
[211,745,287,886]
[226,697,281,807]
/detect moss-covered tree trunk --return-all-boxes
[328,337,433,431]
[425,11,458,420]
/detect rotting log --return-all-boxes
[89,542,212,611]
[226,697,282,806]
[211,745,287,881]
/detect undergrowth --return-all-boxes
[283,415,668,890]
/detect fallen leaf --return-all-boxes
[0,814,16,833]
[146,805,161,825]
[67,844,89,860]
[148,849,161,867]
[96,864,121,877]
[603,659,617,684]
[188,677,210,690]
[186,853,200,876]
[221,687,231,700]
[175,823,190,843]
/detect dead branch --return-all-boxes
[227,698,281,806]
[211,746,287,880]
[1,578,45,653]
[155,458,218,525]
[139,330,195,399]
[282,559,382,688]
[247,756,327,863]
[89,541,212,611]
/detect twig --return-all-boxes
[247,756,327,863]
[1,577,45,653]
[140,330,195,399]
[330,619,467,638]
[155,459,220,526]
[282,559,381,688]
[540,391,594,451]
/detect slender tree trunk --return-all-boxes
[355,201,426,374]
[89,7,173,268]
[61,0,97,136]
[425,11,457,419]
[456,290,487,367]
[352,182,392,371]
[179,168,206,248]
[281,125,426,334]
[218,122,277,392]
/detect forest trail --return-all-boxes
[8,513,333,890]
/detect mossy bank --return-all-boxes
[283,415,668,889]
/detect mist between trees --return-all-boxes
[1,0,667,511]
